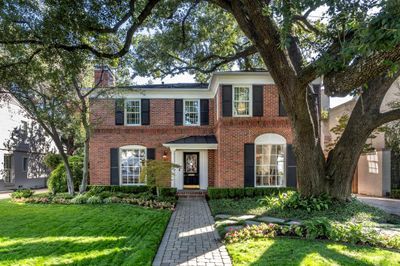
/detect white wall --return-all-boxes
[0,98,29,179]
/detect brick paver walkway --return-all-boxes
[153,198,232,266]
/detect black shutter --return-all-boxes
[279,96,287,116]
[286,144,297,188]
[200,99,209,125]
[175,99,183,125]
[110,148,120,185]
[147,148,156,160]
[115,99,124,125]
[222,85,232,117]
[244,143,255,187]
[141,99,150,125]
[252,85,264,117]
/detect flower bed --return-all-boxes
[223,218,400,249]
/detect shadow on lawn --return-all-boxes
[246,238,385,266]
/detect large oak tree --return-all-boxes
[1,0,400,199]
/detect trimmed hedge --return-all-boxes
[391,189,400,199]
[87,185,154,195]
[207,187,296,199]
[158,187,177,198]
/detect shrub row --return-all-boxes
[86,185,177,197]
[224,218,400,249]
[87,185,154,194]
[207,187,296,199]
[391,189,400,199]
[12,191,176,210]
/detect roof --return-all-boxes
[166,135,218,144]
[120,83,209,90]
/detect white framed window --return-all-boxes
[254,134,286,187]
[233,86,251,117]
[125,100,141,125]
[367,152,379,174]
[184,99,200,126]
[120,145,146,185]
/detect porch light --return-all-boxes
[162,151,168,160]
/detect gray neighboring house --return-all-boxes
[0,96,52,191]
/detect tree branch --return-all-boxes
[0,0,160,59]
[324,44,400,96]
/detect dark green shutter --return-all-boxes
[115,99,124,125]
[175,99,183,125]
[222,85,232,117]
[200,99,209,125]
[286,144,297,188]
[110,148,120,185]
[279,96,287,116]
[244,143,255,187]
[147,148,156,160]
[252,85,264,116]
[141,99,150,125]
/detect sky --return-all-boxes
[133,73,353,108]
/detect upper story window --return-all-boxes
[125,100,141,125]
[184,100,200,126]
[233,86,251,117]
[120,145,146,185]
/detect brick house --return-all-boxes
[89,68,321,190]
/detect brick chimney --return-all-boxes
[94,65,115,87]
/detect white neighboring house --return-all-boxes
[321,79,400,197]
[0,95,53,190]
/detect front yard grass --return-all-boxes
[208,197,400,225]
[0,199,171,265]
[227,237,400,266]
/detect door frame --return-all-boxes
[183,151,200,189]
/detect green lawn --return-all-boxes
[0,200,171,266]
[208,197,400,225]
[227,238,400,266]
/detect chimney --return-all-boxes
[94,65,115,87]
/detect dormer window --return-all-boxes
[233,86,251,116]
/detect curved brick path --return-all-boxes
[153,198,232,266]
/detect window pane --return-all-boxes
[126,100,141,125]
[120,147,146,185]
[255,144,285,187]
[184,100,200,125]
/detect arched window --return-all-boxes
[120,145,146,185]
[255,134,286,187]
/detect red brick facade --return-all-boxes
[89,83,293,188]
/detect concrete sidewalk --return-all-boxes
[357,195,400,216]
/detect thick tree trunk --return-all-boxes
[57,147,75,195]
[79,135,89,193]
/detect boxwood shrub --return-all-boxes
[87,185,154,195]
[207,187,296,199]
[391,189,400,199]
[158,187,177,198]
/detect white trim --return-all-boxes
[255,133,286,145]
[232,85,252,117]
[163,143,217,150]
[92,72,322,99]
[183,99,200,126]
[124,99,141,126]
[119,145,146,186]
